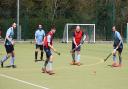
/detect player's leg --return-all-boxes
[48,55,55,75]
[75,51,81,66]
[35,44,39,62]
[42,59,49,73]
[112,46,118,67]
[112,53,117,67]
[0,54,11,68]
[75,46,81,66]
[70,43,76,65]
[42,47,50,73]
[40,45,44,61]
[71,51,75,65]
[10,46,16,68]
[0,45,11,68]
[43,47,54,75]
[117,48,123,67]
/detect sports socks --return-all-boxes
[44,60,48,67]
[72,53,75,62]
[1,55,8,63]
[10,57,15,65]
[119,55,122,64]
[35,51,38,59]
[77,54,80,62]
[113,55,116,63]
[48,61,53,71]
[41,51,43,60]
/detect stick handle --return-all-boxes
[54,51,60,55]
[104,53,112,62]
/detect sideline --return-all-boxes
[0,73,49,89]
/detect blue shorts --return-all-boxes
[5,45,14,53]
[72,43,81,51]
[44,46,52,58]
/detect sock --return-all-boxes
[10,57,15,65]
[72,53,75,62]
[113,55,116,63]
[77,54,80,63]
[35,51,38,59]
[75,52,77,62]
[41,51,43,60]
[44,60,48,68]
[48,61,53,71]
[119,55,122,64]
[1,55,8,63]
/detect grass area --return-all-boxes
[0,42,128,89]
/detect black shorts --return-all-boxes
[72,43,81,51]
[36,44,43,51]
[114,45,123,54]
[5,45,14,53]
[44,46,52,58]
[116,48,123,54]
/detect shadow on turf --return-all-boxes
[35,59,45,62]
[2,65,17,68]
[107,65,113,68]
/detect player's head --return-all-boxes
[112,26,116,32]
[12,22,17,29]
[38,24,42,29]
[51,25,56,34]
[76,25,80,32]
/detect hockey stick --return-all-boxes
[104,53,112,62]
[54,51,61,55]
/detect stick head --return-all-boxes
[104,59,107,62]
[58,52,60,55]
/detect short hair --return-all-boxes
[51,24,56,30]
[12,22,16,25]
[38,24,42,28]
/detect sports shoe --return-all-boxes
[40,59,44,61]
[70,61,76,65]
[112,63,118,67]
[0,61,3,68]
[42,68,46,73]
[11,65,16,68]
[40,57,44,61]
[117,64,122,67]
[76,62,81,66]
[48,71,55,75]
[35,59,38,62]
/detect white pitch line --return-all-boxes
[82,59,104,67]
[0,73,49,89]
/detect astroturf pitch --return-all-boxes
[0,42,128,89]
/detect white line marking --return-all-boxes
[56,58,104,70]
[82,59,104,67]
[0,73,49,89]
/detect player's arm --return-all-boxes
[42,31,45,45]
[47,35,56,52]
[48,43,56,52]
[80,32,86,44]
[72,33,77,47]
[34,31,37,44]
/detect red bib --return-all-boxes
[44,31,54,48]
[74,31,83,45]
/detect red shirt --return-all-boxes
[73,31,83,45]
[44,31,54,48]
